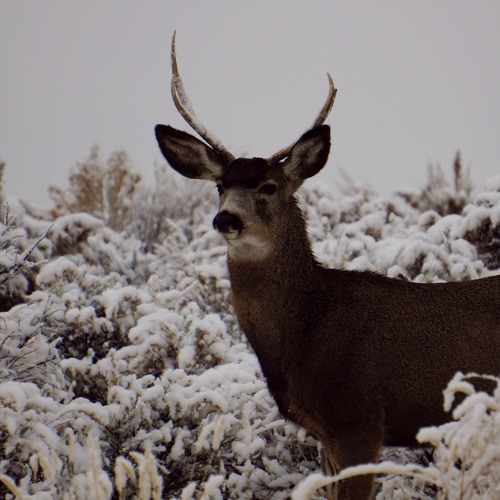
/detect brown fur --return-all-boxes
[155,122,500,499]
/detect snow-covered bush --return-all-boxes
[1,151,499,498]
[48,147,141,231]
[128,164,216,253]
[396,153,474,217]
[0,204,318,499]
[0,203,48,310]
[418,372,500,499]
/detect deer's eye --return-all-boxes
[216,184,224,195]
[258,183,277,196]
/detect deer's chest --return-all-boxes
[231,290,311,421]
[232,292,281,354]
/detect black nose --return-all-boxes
[213,210,243,233]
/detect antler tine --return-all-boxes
[313,73,337,127]
[268,73,337,165]
[170,32,235,164]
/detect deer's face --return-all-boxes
[155,124,331,260]
[212,158,289,259]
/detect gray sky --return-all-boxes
[1,1,499,206]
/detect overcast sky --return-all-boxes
[1,1,499,206]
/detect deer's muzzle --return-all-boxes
[213,211,243,239]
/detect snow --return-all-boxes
[0,162,499,498]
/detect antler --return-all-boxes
[170,32,235,164]
[268,73,337,165]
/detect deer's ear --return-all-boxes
[282,125,330,187]
[155,124,225,181]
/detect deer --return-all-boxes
[154,33,500,499]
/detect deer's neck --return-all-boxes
[227,201,321,354]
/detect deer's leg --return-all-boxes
[321,448,338,500]
[322,430,383,500]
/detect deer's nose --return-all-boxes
[213,210,243,234]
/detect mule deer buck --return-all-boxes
[155,33,500,499]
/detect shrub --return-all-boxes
[48,147,141,231]
[397,153,474,217]
[0,204,47,311]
